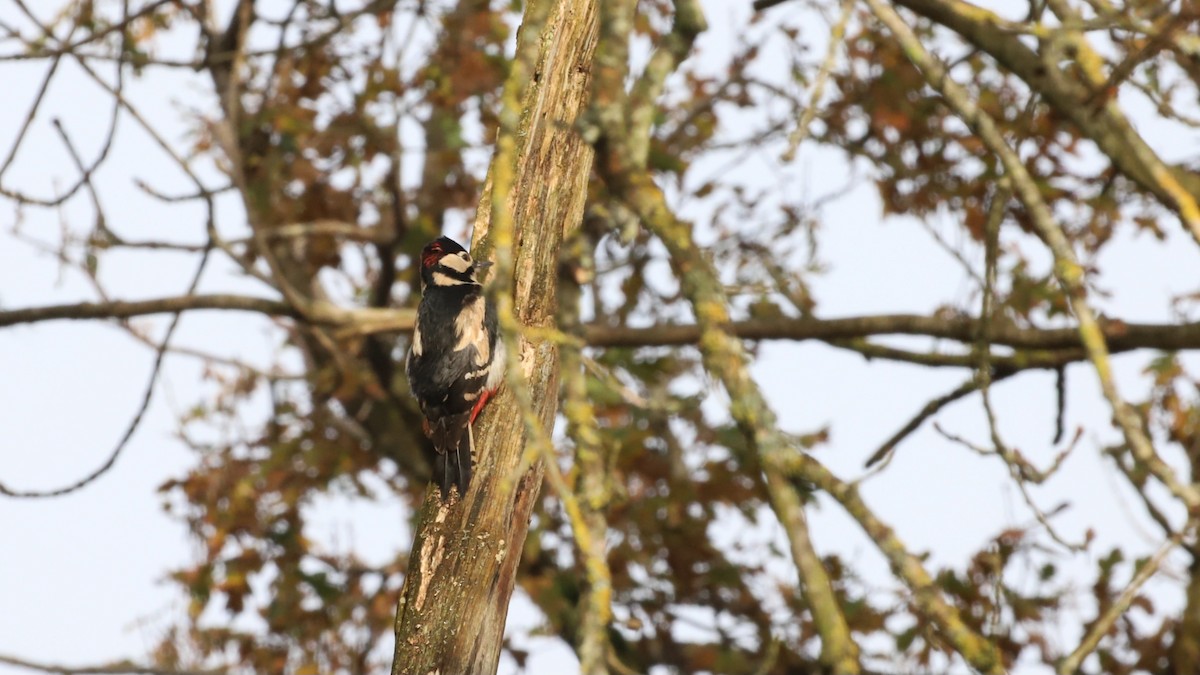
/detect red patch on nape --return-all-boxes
[421,242,443,269]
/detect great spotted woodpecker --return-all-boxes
[406,236,506,500]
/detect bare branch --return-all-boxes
[0,653,225,675]
[862,372,1008,469]
[0,227,215,498]
[0,1,126,209]
[0,28,76,181]
[752,0,793,11]
[1042,0,1200,245]
[583,315,1200,352]
[12,294,1200,381]
[1,0,176,61]
[935,423,1085,551]
[0,294,297,328]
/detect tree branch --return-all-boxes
[0,242,215,498]
[772,448,1007,673]
[0,654,224,675]
[888,0,1200,243]
[591,2,863,670]
[583,315,1200,352]
[561,233,614,675]
[11,296,1200,361]
[0,294,298,328]
[1057,531,1186,674]
[866,0,1200,512]
[862,372,1009,469]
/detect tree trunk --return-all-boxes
[389,1,598,673]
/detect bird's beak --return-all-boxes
[473,260,494,271]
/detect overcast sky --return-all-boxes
[2,2,1199,675]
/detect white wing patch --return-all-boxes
[485,340,506,390]
[462,332,505,390]
[411,323,423,356]
[454,296,489,364]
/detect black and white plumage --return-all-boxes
[406,236,505,500]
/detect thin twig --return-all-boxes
[935,424,1085,551]
[0,238,214,498]
[862,373,1000,470]
[782,0,853,161]
[0,18,78,181]
[1057,532,1186,674]
[0,1,125,209]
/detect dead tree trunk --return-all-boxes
[389,1,599,673]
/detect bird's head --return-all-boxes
[419,236,492,289]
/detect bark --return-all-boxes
[1173,551,1200,674]
[389,1,598,673]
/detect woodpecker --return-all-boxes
[406,236,505,500]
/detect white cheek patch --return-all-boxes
[431,271,467,286]
[454,296,489,363]
[440,253,472,273]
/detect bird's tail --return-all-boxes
[430,413,473,501]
